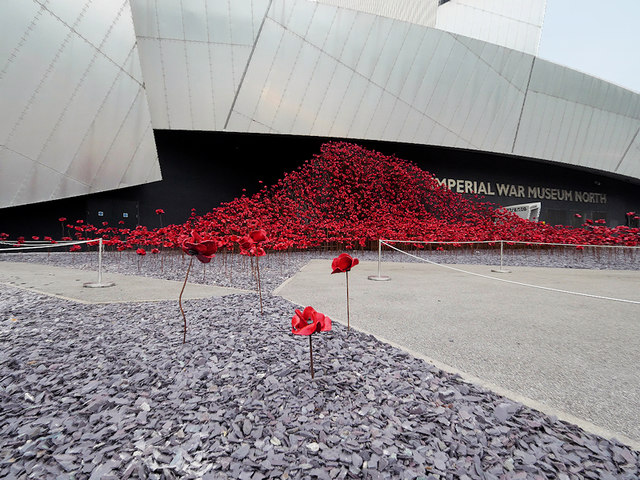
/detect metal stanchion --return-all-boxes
[83,238,115,288]
[491,240,511,273]
[368,239,391,281]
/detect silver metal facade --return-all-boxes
[0,0,160,209]
[2,0,639,209]
[129,0,640,181]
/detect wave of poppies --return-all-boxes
[3,142,638,250]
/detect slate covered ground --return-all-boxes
[0,250,639,479]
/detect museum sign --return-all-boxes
[436,178,607,204]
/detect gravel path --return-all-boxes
[1,249,639,479]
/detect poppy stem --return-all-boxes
[309,335,314,379]
[346,271,350,332]
[179,256,193,344]
[256,256,263,315]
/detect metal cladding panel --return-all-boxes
[6,34,95,161]
[37,54,119,175]
[369,21,410,89]
[271,42,320,133]
[348,82,385,139]
[0,11,67,145]
[253,28,303,130]
[0,148,32,207]
[290,52,338,135]
[136,38,170,129]
[100,4,139,68]
[365,91,399,141]
[182,0,209,42]
[354,17,394,79]
[617,127,640,178]
[310,62,354,136]
[231,19,285,126]
[382,99,412,142]
[75,1,130,47]
[312,0,438,27]
[322,7,358,60]
[185,42,216,130]
[529,58,640,118]
[0,0,159,208]
[330,73,369,137]
[512,58,640,175]
[90,88,150,190]
[161,40,193,129]
[435,0,546,55]
[385,25,426,98]
[305,3,337,49]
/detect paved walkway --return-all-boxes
[274,260,640,450]
[0,261,250,304]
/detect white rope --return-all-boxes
[381,241,640,305]
[380,239,640,250]
[0,239,98,252]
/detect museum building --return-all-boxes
[1,0,639,236]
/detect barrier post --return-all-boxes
[83,238,115,288]
[368,239,391,281]
[491,240,511,274]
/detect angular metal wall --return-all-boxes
[0,0,160,209]
[3,0,639,212]
[312,0,438,27]
[435,0,547,56]
[131,0,639,182]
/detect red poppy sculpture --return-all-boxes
[179,230,218,343]
[292,306,332,378]
[331,253,359,332]
[238,229,268,315]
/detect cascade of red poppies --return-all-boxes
[13,141,639,251]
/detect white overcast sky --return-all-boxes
[537,0,640,93]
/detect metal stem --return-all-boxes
[309,335,314,379]
[179,257,193,344]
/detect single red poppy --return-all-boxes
[331,253,359,274]
[58,217,66,222]
[156,209,165,215]
[292,306,332,335]
[249,229,267,243]
[151,248,159,254]
[136,248,146,256]
[181,230,217,263]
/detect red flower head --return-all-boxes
[292,307,332,335]
[69,245,81,252]
[136,248,146,256]
[156,209,165,215]
[181,230,218,263]
[151,248,159,254]
[238,235,254,252]
[32,236,39,240]
[331,253,359,274]
[249,229,267,243]
[58,217,66,222]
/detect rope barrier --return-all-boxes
[0,239,97,252]
[379,240,640,305]
[0,238,114,288]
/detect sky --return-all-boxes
[537,0,640,93]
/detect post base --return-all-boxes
[83,282,116,288]
[368,275,391,281]
[490,269,511,274]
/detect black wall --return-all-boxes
[1,130,639,239]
